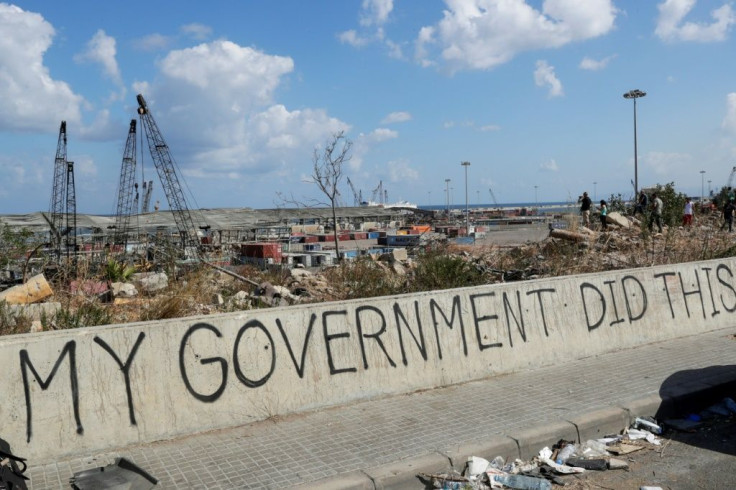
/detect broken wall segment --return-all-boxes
[1,257,735,464]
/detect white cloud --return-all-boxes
[180,23,212,40]
[338,29,371,47]
[133,33,172,51]
[723,93,736,134]
[137,40,350,180]
[0,4,83,132]
[480,124,501,132]
[340,0,400,56]
[415,0,617,72]
[644,151,693,175]
[655,0,736,42]
[382,111,412,124]
[540,159,559,171]
[387,159,419,182]
[75,30,122,86]
[360,0,394,27]
[534,60,564,97]
[579,54,616,70]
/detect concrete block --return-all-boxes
[365,452,450,489]
[291,470,373,490]
[442,436,520,470]
[0,274,53,304]
[8,302,61,320]
[567,407,630,441]
[507,420,578,460]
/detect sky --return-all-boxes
[1,0,736,214]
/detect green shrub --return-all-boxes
[410,249,484,292]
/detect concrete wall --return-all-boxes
[2,257,736,463]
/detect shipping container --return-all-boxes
[241,242,282,259]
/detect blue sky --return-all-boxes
[1,0,736,214]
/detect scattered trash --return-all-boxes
[565,457,607,471]
[491,473,551,490]
[634,416,663,434]
[607,458,629,470]
[70,457,157,489]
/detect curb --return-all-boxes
[289,377,736,489]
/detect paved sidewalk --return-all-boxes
[27,327,736,489]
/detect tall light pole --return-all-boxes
[534,185,538,206]
[708,179,712,197]
[461,161,471,235]
[700,170,706,206]
[445,179,451,216]
[428,190,431,206]
[593,181,597,201]
[623,89,646,198]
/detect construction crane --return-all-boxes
[371,180,385,205]
[49,121,67,260]
[65,160,77,272]
[136,94,201,251]
[141,180,153,213]
[488,187,499,207]
[346,177,362,206]
[112,120,138,248]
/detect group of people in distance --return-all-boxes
[579,189,736,233]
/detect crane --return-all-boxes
[136,94,202,251]
[49,121,67,261]
[65,160,77,272]
[371,180,384,205]
[346,177,362,206]
[141,180,153,213]
[112,120,138,248]
[488,187,499,207]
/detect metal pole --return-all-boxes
[445,179,450,216]
[624,90,646,199]
[700,170,706,206]
[461,161,470,236]
[633,97,638,198]
[593,181,597,201]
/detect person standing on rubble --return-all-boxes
[723,197,736,232]
[649,193,664,233]
[683,197,694,227]
[634,191,648,216]
[599,200,608,230]
[580,191,592,228]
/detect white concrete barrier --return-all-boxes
[2,257,736,463]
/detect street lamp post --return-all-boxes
[593,181,597,201]
[700,170,706,206]
[428,191,431,206]
[445,179,451,216]
[708,180,712,197]
[623,89,647,198]
[534,185,538,206]
[461,161,471,236]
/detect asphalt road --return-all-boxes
[559,415,736,489]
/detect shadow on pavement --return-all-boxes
[655,364,736,456]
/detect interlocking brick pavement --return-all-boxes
[26,327,736,489]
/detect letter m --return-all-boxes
[20,341,83,442]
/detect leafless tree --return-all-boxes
[311,131,352,260]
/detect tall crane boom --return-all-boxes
[49,121,67,259]
[65,161,77,271]
[136,94,200,249]
[346,177,362,206]
[113,120,138,247]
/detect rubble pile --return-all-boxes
[2,211,735,332]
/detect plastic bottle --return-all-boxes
[492,473,552,490]
[556,443,576,464]
[634,417,662,434]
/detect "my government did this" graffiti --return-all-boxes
[12,260,736,446]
